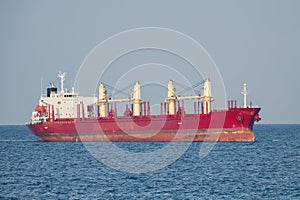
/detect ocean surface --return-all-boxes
[0,125,299,199]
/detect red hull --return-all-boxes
[27,108,260,142]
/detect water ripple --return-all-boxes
[0,125,299,199]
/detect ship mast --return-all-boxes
[57,71,66,93]
[202,78,212,114]
[97,81,143,117]
[132,81,141,116]
[165,78,213,114]
[98,82,107,117]
[167,80,176,115]
[241,83,248,108]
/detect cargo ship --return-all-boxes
[26,71,261,142]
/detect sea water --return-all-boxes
[0,125,299,199]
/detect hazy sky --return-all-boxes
[0,0,299,124]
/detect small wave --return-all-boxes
[272,139,280,142]
[0,140,38,142]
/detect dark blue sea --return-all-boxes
[0,125,299,199]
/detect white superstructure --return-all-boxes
[31,72,96,124]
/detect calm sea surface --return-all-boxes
[0,125,299,199]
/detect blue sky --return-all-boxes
[0,0,299,124]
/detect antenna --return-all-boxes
[70,78,74,93]
[40,76,43,97]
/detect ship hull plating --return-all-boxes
[29,129,255,142]
[27,108,260,142]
